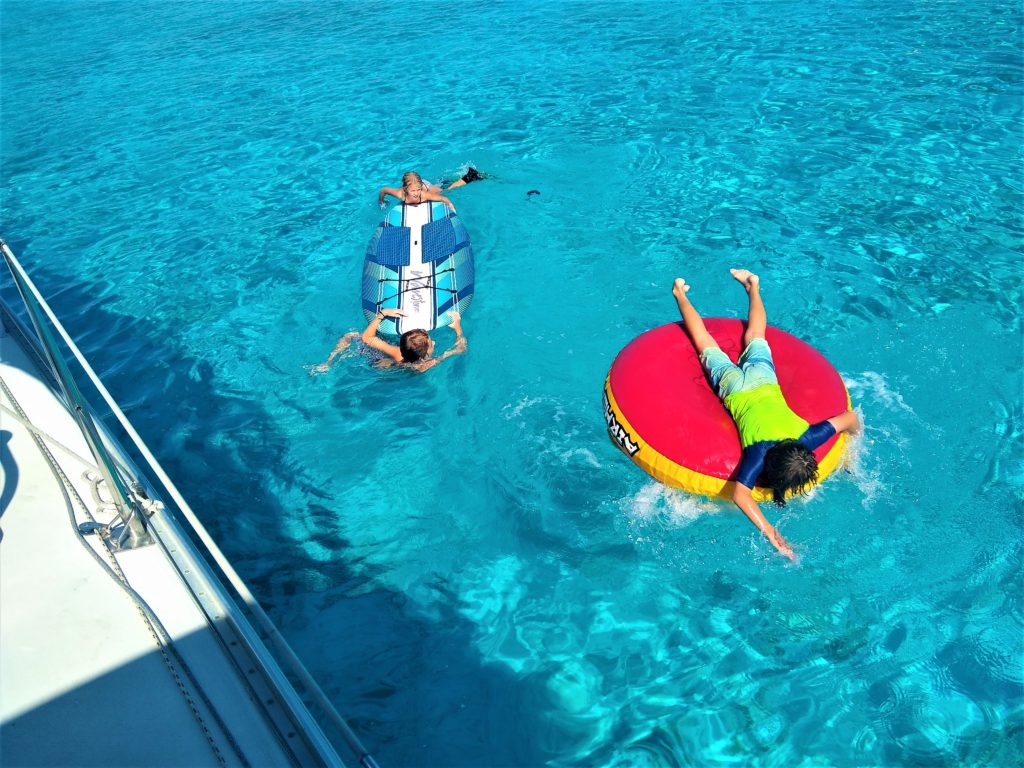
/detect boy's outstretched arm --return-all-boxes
[828,410,861,435]
[361,309,404,363]
[417,312,466,371]
[732,483,796,561]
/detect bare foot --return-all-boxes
[672,278,691,302]
[305,362,330,376]
[730,269,760,291]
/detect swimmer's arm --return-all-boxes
[732,483,796,561]
[423,189,456,212]
[415,313,466,372]
[361,310,404,363]
[378,187,402,205]
[827,410,861,435]
[444,313,467,357]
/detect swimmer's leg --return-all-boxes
[307,332,360,375]
[331,331,361,354]
[673,278,718,354]
[731,269,766,347]
[444,167,485,191]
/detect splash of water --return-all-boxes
[622,482,719,529]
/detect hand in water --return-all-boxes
[770,532,797,561]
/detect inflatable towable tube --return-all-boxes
[604,319,850,502]
[362,201,475,337]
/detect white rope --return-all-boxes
[0,400,102,473]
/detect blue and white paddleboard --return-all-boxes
[362,201,475,337]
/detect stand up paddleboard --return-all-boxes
[362,201,475,337]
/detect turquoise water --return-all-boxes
[3,1,1022,765]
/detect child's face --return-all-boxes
[404,182,424,203]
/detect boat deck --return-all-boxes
[0,311,341,766]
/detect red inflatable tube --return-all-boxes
[604,318,851,501]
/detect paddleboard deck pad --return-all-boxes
[362,201,475,336]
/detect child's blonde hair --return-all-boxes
[401,171,423,190]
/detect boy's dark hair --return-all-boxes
[761,440,819,507]
[399,329,431,362]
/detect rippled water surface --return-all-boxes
[3,1,1022,765]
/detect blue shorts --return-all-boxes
[700,338,778,400]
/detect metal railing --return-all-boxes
[1,238,379,768]
[3,241,152,549]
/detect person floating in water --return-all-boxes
[672,269,860,560]
[378,171,457,212]
[309,309,467,374]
